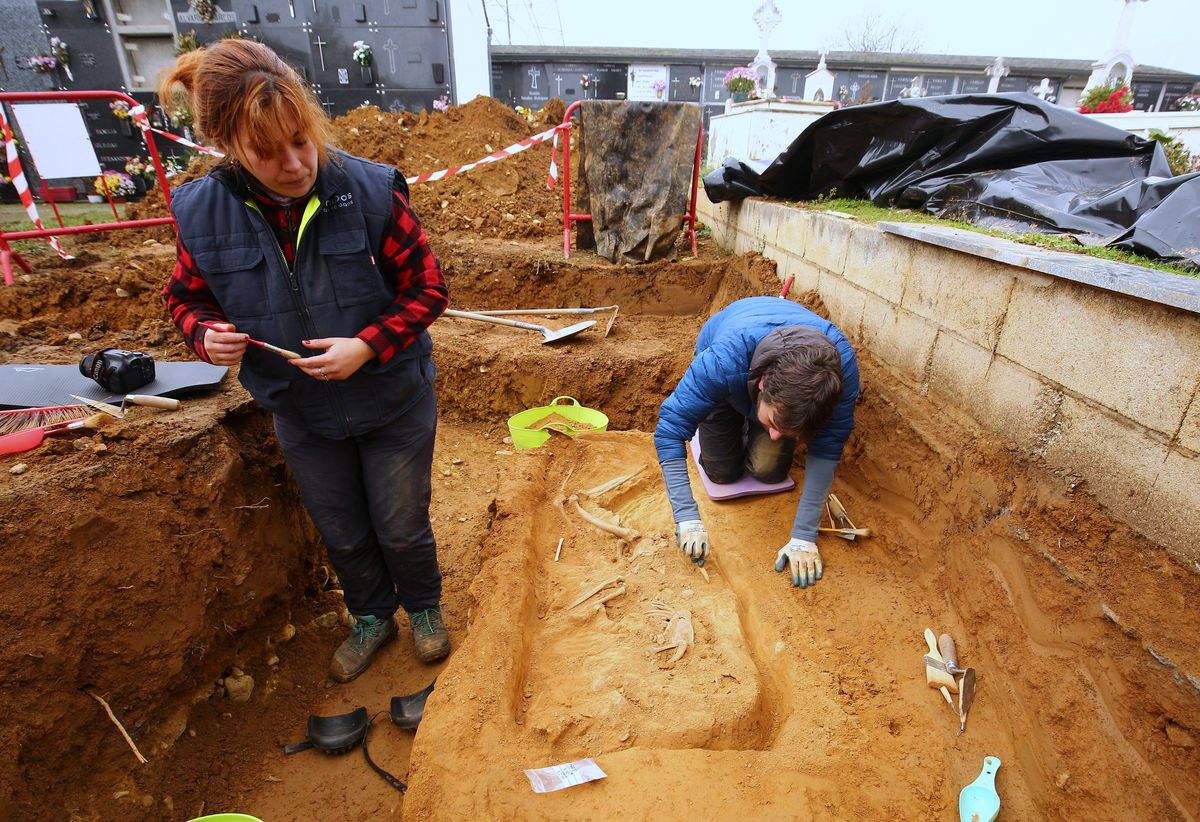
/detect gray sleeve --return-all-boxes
[660,457,700,524]
[791,455,839,541]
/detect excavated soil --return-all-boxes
[1,97,1198,822]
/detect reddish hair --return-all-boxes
[158,39,335,165]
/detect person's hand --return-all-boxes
[675,519,709,565]
[200,322,249,366]
[774,538,822,588]
[293,337,376,381]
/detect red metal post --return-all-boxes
[0,90,177,284]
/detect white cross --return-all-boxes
[1035,78,1052,100]
[790,72,803,93]
[528,66,541,91]
[555,74,562,95]
[672,76,680,93]
[312,36,327,72]
[382,38,399,74]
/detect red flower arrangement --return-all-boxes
[1078,83,1133,114]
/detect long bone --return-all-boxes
[567,495,640,541]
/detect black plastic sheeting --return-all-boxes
[704,93,1200,270]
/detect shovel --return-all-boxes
[463,305,620,337]
[959,756,1002,822]
[443,308,595,344]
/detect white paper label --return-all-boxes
[523,758,607,793]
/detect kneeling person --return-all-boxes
[654,296,860,588]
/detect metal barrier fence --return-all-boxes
[0,90,176,284]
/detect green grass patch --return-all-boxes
[0,202,127,255]
[790,197,1197,279]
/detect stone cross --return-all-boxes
[753,0,781,50]
[750,0,782,97]
[555,74,562,95]
[312,35,328,72]
[382,38,399,73]
[790,72,803,93]
[1034,78,1054,100]
[528,65,541,91]
[985,56,1009,93]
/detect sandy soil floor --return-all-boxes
[0,98,1197,822]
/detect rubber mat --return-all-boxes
[688,433,795,501]
[0,362,229,409]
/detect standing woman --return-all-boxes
[160,40,450,682]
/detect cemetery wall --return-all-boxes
[699,194,1200,566]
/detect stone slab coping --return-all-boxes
[878,221,1200,316]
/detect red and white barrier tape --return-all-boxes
[129,105,226,157]
[0,104,73,277]
[547,128,560,190]
[405,125,561,185]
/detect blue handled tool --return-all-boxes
[959,756,1002,822]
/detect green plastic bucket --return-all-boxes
[507,396,608,449]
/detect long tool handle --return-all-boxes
[444,308,544,332]
[124,394,181,410]
[817,527,871,539]
[462,306,617,316]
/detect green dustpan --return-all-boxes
[959,756,1002,822]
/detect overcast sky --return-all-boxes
[484,0,1200,76]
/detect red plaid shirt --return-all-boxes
[163,171,447,365]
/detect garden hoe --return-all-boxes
[463,305,620,337]
[443,308,595,344]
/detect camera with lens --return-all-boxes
[79,348,155,393]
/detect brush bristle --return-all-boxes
[0,406,88,435]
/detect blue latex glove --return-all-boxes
[675,519,709,566]
[774,537,823,588]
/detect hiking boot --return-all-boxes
[408,607,450,663]
[330,614,397,683]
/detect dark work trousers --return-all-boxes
[698,401,797,484]
[273,384,441,620]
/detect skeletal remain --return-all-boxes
[594,585,626,607]
[577,465,648,499]
[647,600,695,667]
[566,575,624,610]
[568,495,640,541]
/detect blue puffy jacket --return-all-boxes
[655,297,859,462]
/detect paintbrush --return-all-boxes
[198,321,302,360]
[0,405,90,436]
[0,412,117,454]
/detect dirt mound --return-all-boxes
[329,96,564,240]
[126,96,565,242]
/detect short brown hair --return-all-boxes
[157,39,335,166]
[757,342,843,439]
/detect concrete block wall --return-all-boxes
[700,195,1200,567]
